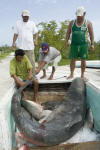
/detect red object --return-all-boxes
[40,120,47,130]
[18,144,29,150]
[23,144,28,150]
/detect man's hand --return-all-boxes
[66,41,70,48]
[36,61,46,75]
[66,42,68,48]
[36,68,40,75]
[90,44,94,51]
[28,74,33,80]
[11,44,15,50]
[34,40,38,47]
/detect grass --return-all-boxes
[0,51,11,60]
[59,58,70,66]
[48,58,70,67]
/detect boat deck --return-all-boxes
[36,65,100,90]
[0,53,100,150]
[0,53,100,102]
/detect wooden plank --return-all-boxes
[12,141,100,150]
[29,141,100,150]
[23,82,71,102]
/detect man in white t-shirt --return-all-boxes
[11,10,38,77]
[36,43,61,80]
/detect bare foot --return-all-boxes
[22,91,27,100]
[48,75,53,80]
[67,75,73,80]
[81,76,88,81]
[34,98,42,105]
[34,97,39,103]
[40,75,46,79]
[33,99,43,109]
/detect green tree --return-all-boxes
[34,20,100,64]
[35,20,70,64]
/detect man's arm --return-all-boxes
[11,34,18,50]
[36,61,46,74]
[28,68,33,80]
[24,55,33,80]
[87,20,94,50]
[12,74,26,87]
[66,20,73,48]
[34,33,38,47]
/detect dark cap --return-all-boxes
[15,49,25,56]
[41,43,49,51]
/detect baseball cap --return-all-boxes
[22,10,30,17]
[41,43,49,51]
[76,7,86,16]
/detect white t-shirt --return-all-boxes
[39,47,61,63]
[14,20,38,50]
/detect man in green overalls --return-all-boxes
[66,6,94,80]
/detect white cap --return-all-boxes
[22,10,30,17]
[76,6,86,16]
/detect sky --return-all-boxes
[0,0,100,46]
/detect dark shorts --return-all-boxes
[69,43,88,59]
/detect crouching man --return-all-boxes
[10,49,38,103]
[36,43,61,80]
